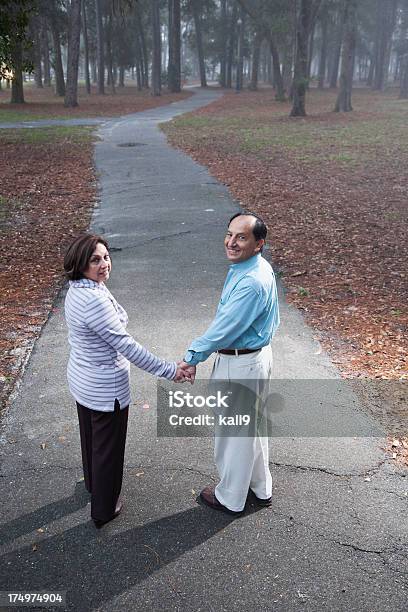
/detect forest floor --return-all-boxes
[162,86,407,464]
[0,126,97,410]
[0,85,406,466]
[0,83,192,122]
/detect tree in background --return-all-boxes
[81,0,91,94]
[45,0,66,97]
[151,0,161,95]
[95,0,105,94]
[191,0,207,87]
[372,0,398,90]
[398,0,408,97]
[237,0,287,101]
[168,0,181,91]
[64,0,82,107]
[334,0,357,111]
[0,0,35,103]
[290,0,321,116]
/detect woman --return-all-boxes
[64,233,190,528]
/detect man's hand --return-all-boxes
[174,360,196,384]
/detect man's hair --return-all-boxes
[228,212,268,242]
[64,234,109,281]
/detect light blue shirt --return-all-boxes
[184,254,279,366]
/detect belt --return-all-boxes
[217,348,261,356]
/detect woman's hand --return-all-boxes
[174,361,196,384]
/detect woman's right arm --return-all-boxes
[84,294,177,380]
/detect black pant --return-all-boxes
[76,399,129,522]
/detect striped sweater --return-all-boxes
[64,278,176,411]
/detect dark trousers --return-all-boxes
[76,399,129,522]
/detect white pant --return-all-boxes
[211,345,273,512]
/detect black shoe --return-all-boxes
[93,499,123,528]
[247,488,272,507]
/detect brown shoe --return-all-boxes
[248,488,272,507]
[93,498,124,528]
[199,486,243,516]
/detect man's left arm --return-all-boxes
[184,283,263,366]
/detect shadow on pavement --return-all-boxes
[0,481,90,546]
[1,501,250,610]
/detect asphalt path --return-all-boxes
[0,89,407,611]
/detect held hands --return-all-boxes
[174,360,196,384]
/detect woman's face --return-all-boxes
[84,242,111,283]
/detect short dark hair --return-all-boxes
[228,212,268,242]
[64,234,109,281]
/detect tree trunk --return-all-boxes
[118,66,124,87]
[307,20,316,81]
[91,59,97,84]
[81,0,91,94]
[372,0,397,90]
[135,59,142,90]
[366,48,374,86]
[192,0,207,87]
[134,29,144,91]
[135,6,149,88]
[318,3,328,89]
[105,14,115,94]
[249,31,262,90]
[282,44,293,93]
[270,40,285,101]
[50,14,65,96]
[372,0,395,90]
[334,0,357,112]
[95,0,105,94]
[226,2,237,88]
[168,0,181,92]
[400,53,408,98]
[64,0,82,107]
[41,20,51,86]
[10,39,25,103]
[384,0,398,83]
[267,49,273,85]
[32,17,43,88]
[236,9,245,91]
[290,0,313,116]
[220,0,227,87]
[151,0,161,95]
[329,5,344,88]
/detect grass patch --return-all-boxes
[167,99,408,165]
[0,125,96,145]
[0,108,53,122]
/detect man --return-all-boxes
[181,212,280,515]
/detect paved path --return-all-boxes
[0,89,407,611]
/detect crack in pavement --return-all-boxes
[270,506,408,580]
[269,458,389,478]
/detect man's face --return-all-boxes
[224,215,264,263]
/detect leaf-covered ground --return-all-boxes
[0,127,96,410]
[162,87,407,457]
[0,84,192,122]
